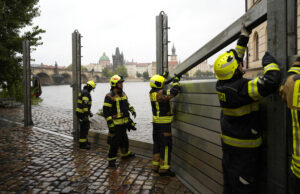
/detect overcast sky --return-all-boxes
[30,0,245,66]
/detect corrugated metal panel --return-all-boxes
[172,80,223,193]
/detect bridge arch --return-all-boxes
[93,75,100,83]
[36,72,52,85]
[61,73,72,84]
[81,74,88,83]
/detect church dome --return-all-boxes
[99,52,110,61]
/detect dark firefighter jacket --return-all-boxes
[150,83,180,124]
[280,61,300,179]
[103,90,134,129]
[216,35,281,150]
[76,87,92,119]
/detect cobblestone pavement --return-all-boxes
[0,108,192,193]
[0,106,152,143]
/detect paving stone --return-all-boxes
[0,108,192,193]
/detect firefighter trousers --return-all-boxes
[107,124,130,161]
[289,170,300,194]
[79,120,90,143]
[152,123,172,173]
[222,146,261,194]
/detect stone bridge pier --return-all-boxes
[32,67,102,85]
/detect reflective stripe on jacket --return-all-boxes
[76,88,92,118]
[216,36,281,149]
[103,90,132,127]
[149,85,179,124]
[283,65,300,178]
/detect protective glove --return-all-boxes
[89,112,93,117]
[162,71,169,79]
[173,75,180,83]
[262,52,278,67]
[131,111,136,118]
[241,24,250,37]
[127,119,137,132]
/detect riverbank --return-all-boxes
[0,104,153,143]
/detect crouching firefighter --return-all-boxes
[214,25,281,194]
[76,80,96,149]
[149,74,180,177]
[279,58,300,194]
[103,75,136,167]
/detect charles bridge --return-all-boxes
[32,66,103,85]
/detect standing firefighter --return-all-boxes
[279,58,300,194]
[149,74,180,177]
[76,80,96,149]
[103,75,136,168]
[214,26,281,194]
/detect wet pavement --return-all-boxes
[0,107,192,193]
[0,106,152,143]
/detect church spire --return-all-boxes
[172,44,176,55]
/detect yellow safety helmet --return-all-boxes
[150,75,165,88]
[110,75,124,87]
[214,50,240,80]
[87,80,96,89]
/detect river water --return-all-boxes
[39,82,153,142]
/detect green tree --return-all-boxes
[136,72,142,78]
[114,65,128,78]
[0,0,45,101]
[142,71,149,80]
[102,67,113,78]
[66,64,87,72]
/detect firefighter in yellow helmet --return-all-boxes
[103,75,136,167]
[149,73,180,177]
[214,25,281,194]
[279,58,300,194]
[76,80,96,149]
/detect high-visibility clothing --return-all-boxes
[76,87,92,119]
[150,83,180,172]
[152,123,172,173]
[216,38,281,150]
[103,89,134,161]
[281,62,300,180]
[216,35,281,194]
[149,83,180,124]
[103,91,134,128]
[76,87,92,144]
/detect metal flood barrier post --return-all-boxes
[72,30,82,141]
[166,0,297,193]
[156,11,169,75]
[23,40,33,127]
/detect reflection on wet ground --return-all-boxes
[0,108,192,193]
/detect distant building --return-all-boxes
[112,47,124,70]
[170,44,178,62]
[136,63,151,75]
[86,52,111,73]
[99,52,110,68]
[126,61,137,78]
[188,60,213,77]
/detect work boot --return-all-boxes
[108,160,116,168]
[159,169,176,177]
[79,142,91,150]
[121,152,135,159]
